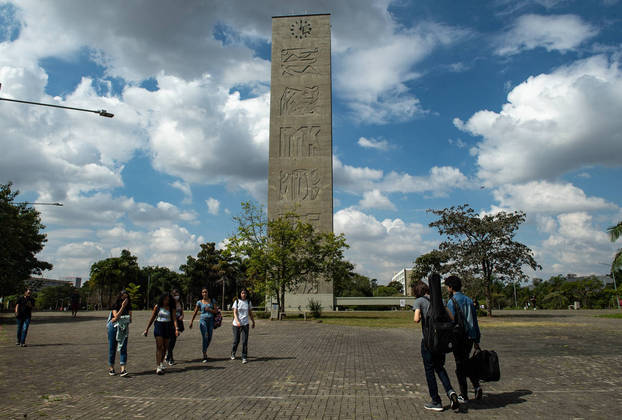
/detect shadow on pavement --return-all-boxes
[128,365,226,377]
[462,389,532,412]
[0,315,105,325]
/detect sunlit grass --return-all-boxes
[596,313,622,319]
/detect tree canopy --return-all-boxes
[427,204,541,316]
[0,182,53,296]
[227,201,349,314]
[88,249,140,307]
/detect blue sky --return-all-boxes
[1,0,621,284]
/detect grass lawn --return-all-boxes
[595,313,622,319]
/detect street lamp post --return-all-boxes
[0,97,114,117]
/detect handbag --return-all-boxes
[213,310,222,329]
[469,348,500,382]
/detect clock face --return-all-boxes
[290,19,312,39]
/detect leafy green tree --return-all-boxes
[608,222,622,242]
[411,250,449,286]
[387,280,404,294]
[142,266,182,308]
[89,249,140,308]
[0,182,53,296]
[373,285,400,297]
[428,204,541,316]
[180,242,226,306]
[125,282,142,309]
[227,202,349,314]
[35,284,75,310]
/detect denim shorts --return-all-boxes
[153,321,174,338]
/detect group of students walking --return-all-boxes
[106,287,255,376]
[413,274,482,412]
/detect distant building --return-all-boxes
[392,269,414,296]
[62,277,82,288]
[26,277,74,292]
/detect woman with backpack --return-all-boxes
[231,288,255,364]
[165,289,184,365]
[107,290,131,377]
[143,293,179,375]
[413,280,459,411]
[189,287,218,363]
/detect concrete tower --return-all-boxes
[268,14,333,310]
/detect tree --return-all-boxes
[0,182,53,296]
[428,204,541,316]
[387,280,404,294]
[180,242,227,306]
[142,266,183,308]
[89,250,140,308]
[608,222,622,242]
[227,202,349,314]
[411,250,449,284]
[125,282,142,309]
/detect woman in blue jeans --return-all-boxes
[189,288,218,363]
[107,290,131,377]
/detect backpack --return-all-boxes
[422,273,465,354]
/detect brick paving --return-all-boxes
[1,309,621,419]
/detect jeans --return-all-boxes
[453,339,480,398]
[107,322,128,366]
[16,317,31,344]
[199,317,214,355]
[231,324,249,359]
[421,340,454,403]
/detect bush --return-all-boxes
[307,298,322,318]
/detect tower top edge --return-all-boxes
[272,13,330,19]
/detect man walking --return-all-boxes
[445,275,483,403]
[15,288,35,347]
[413,281,460,411]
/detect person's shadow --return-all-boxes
[455,389,531,413]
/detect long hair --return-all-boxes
[157,293,174,313]
[114,290,131,311]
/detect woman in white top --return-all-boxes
[144,293,179,374]
[231,288,255,364]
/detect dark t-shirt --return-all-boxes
[413,296,430,338]
[70,293,80,304]
[17,296,35,319]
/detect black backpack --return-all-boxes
[422,273,466,354]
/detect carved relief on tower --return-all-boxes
[280,48,319,76]
[279,126,320,158]
[279,168,321,202]
[280,86,319,116]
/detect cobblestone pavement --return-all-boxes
[1,310,621,419]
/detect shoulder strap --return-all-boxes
[450,297,466,325]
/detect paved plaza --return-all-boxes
[1,310,621,419]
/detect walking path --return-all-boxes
[1,310,621,418]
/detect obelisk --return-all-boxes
[268,14,333,310]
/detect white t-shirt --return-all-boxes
[232,299,252,326]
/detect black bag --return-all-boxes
[469,349,500,382]
[423,273,464,353]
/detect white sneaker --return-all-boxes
[159,363,166,370]
[156,366,163,375]
[242,358,248,364]
[230,354,235,360]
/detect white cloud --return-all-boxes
[334,21,468,123]
[359,190,396,210]
[206,197,220,215]
[491,181,617,214]
[456,55,622,185]
[379,166,470,196]
[334,207,436,282]
[538,212,617,276]
[358,137,391,151]
[496,14,597,56]
[170,180,192,204]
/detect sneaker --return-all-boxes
[474,386,483,400]
[20,343,27,347]
[449,391,459,410]
[16,342,20,346]
[156,366,164,375]
[242,358,248,364]
[167,359,175,366]
[230,354,235,360]
[108,369,116,376]
[458,395,468,404]
[202,358,208,363]
[159,363,166,370]
[119,369,128,377]
[424,401,443,412]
